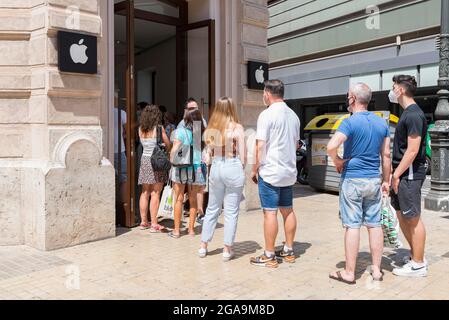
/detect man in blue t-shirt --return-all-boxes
[327,83,391,285]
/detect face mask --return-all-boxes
[345,96,354,113]
[388,90,399,104]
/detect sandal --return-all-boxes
[188,230,196,237]
[329,271,356,285]
[149,224,166,233]
[168,231,181,239]
[140,223,150,230]
[370,270,385,282]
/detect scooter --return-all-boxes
[296,139,308,185]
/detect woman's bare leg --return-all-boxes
[188,185,202,235]
[149,183,163,227]
[139,184,151,225]
[173,183,186,235]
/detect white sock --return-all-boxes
[411,260,427,268]
[265,251,275,258]
[284,245,292,252]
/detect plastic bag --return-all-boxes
[381,196,402,249]
[158,182,174,220]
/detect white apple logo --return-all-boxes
[70,39,89,64]
[255,66,265,84]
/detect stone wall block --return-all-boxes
[0,167,22,245]
[47,96,102,125]
[0,0,114,250]
[43,133,115,250]
[48,7,101,35]
[48,0,99,14]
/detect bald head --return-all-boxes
[349,82,372,107]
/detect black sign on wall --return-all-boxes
[247,61,269,90]
[58,31,97,74]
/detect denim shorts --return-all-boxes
[114,152,128,183]
[340,178,382,229]
[258,176,293,211]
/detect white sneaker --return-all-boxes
[393,261,428,277]
[402,256,428,267]
[198,248,207,258]
[402,256,412,265]
[223,251,235,262]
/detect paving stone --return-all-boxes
[0,184,448,299]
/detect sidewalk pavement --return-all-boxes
[1,184,449,300]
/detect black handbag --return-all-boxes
[151,126,172,172]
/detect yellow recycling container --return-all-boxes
[304,111,399,193]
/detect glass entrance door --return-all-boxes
[115,0,136,228]
[114,0,215,228]
[185,20,215,120]
[177,20,215,120]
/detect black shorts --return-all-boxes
[390,179,424,219]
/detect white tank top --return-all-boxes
[141,138,157,157]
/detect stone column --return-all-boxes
[238,0,269,211]
[0,0,115,250]
[425,0,449,212]
[220,0,268,211]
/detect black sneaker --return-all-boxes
[250,254,279,268]
[275,249,296,263]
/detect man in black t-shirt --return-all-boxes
[389,75,428,277]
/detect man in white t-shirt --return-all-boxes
[250,79,301,269]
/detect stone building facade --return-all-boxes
[0,0,269,250]
[269,0,441,134]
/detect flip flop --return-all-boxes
[329,271,356,285]
[149,225,166,234]
[370,271,385,282]
[168,231,181,239]
[140,223,150,230]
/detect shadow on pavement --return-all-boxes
[116,228,132,237]
[207,241,263,260]
[158,219,224,232]
[205,241,312,262]
[335,251,398,280]
[275,241,312,261]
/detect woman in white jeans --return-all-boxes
[198,97,246,261]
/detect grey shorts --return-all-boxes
[171,165,206,186]
[391,179,424,219]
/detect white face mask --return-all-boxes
[388,90,399,104]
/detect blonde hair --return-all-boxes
[204,97,240,148]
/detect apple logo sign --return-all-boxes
[58,31,97,74]
[255,66,265,84]
[70,39,89,64]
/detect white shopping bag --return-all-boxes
[381,196,403,249]
[158,183,174,220]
